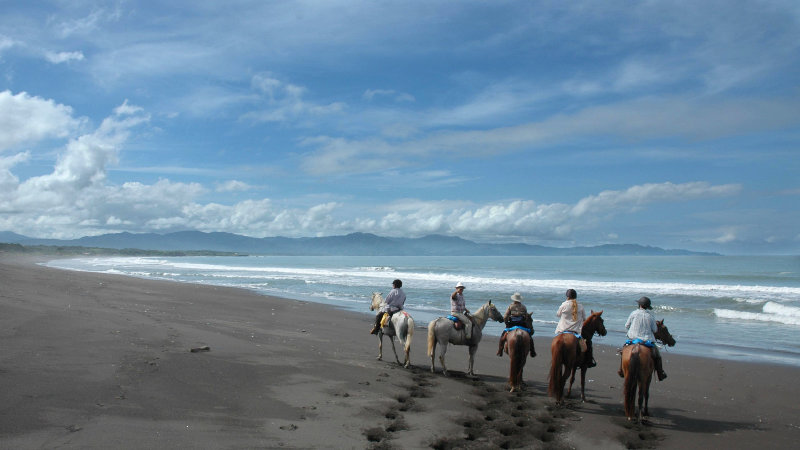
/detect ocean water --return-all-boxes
[44,255,800,367]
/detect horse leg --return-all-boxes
[377,333,383,361]
[567,366,576,398]
[643,380,651,417]
[402,336,411,368]
[467,345,477,376]
[388,334,401,365]
[439,342,449,376]
[429,340,436,373]
[579,367,587,402]
[637,379,646,422]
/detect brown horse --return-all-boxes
[548,331,580,404]
[505,326,533,392]
[622,319,676,422]
[566,310,607,402]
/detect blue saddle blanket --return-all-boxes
[446,315,460,322]
[624,338,655,347]
[558,331,583,339]
[504,326,532,334]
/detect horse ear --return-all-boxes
[598,310,603,315]
[489,300,492,305]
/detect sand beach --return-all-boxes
[1,255,799,449]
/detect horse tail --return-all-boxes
[427,319,437,358]
[548,339,563,398]
[511,331,526,384]
[405,316,415,354]
[624,347,640,418]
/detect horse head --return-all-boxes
[585,310,607,337]
[487,300,504,323]
[370,292,383,311]
[655,319,676,347]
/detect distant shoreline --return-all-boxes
[1,230,722,256]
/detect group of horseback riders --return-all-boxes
[370,280,666,381]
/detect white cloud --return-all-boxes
[363,89,415,103]
[51,7,122,38]
[363,181,741,241]
[216,180,253,192]
[0,35,14,53]
[298,95,800,176]
[0,90,82,152]
[242,73,346,123]
[44,50,84,64]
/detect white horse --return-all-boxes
[427,300,504,376]
[370,292,414,368]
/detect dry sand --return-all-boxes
[1,255,799,449]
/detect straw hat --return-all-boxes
[510,292,524,302]
[455,282,465,289]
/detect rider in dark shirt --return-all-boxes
[497,293,536,358]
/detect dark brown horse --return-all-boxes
[566,310,607,401]
[622,319,676,422]
[505,325,534,392]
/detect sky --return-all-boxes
[0,1,798,255]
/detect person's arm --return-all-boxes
[384,290,397,306]
[556,303,565,318]
[625,311,634,330]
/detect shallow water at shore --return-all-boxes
[45,254,800,366]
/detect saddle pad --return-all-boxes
[446,315,459,322]
[380,313,390,327]
[504,326,532,334]
[624,338,655,347]
[558,331,582,339]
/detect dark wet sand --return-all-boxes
[1,255,798,448]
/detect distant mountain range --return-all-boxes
[0,230,717,256]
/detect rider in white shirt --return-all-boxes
[619,296,667,381]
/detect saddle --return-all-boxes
[446,315,464,330]
[503,325,532,335]
[624,338,655,348]
[559,331,587,353]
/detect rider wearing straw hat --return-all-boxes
[497,292,536,357]
[450,282,472,339]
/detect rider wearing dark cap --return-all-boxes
[370,279,406,335]
[619,296,667,381]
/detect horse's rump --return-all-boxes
[548,333,578,399]
[622,344,653,419]
[507,328,529,354]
